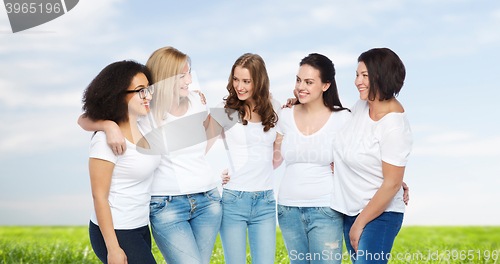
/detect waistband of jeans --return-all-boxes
[223,188,274,198]
[151,187,217,201]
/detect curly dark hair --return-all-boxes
[224,53,277,132]
[82,60,151,124]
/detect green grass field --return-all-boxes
[0,226,499,263]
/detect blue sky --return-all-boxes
[0,0,499,225]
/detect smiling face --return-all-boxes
[355,61,370,101]
[126,72,151,116]
[295,64,330,105]
[177,62,192,98]
[233,66,254,103]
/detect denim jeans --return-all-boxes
[219,189,276,264]
[344,212,404,264]
[89,221,156,264]
[278,205,343,264]
[149,188,222,264]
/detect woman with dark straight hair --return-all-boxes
[274,53,351,264]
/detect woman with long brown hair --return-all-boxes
[211,53,281,264]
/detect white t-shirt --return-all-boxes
[138,91,218,195]
[330,100,413,216]
[211,99,281,192]
[277,106,352,207]
[89,131,161,229]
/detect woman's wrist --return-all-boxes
[103,120,118,132]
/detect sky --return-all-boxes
[0,0,499,226]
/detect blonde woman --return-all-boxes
[79,47,221,264]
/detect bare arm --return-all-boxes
[89,158,127,264]
[205,115,223,154]
[78,114,126,155]
[273,133,284,169]
[349,162,405,251]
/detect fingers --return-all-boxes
[402,182,409,205]
[113,143,126,156]
[193,90,207,105]
[282,99,294,109]
[112,144,125,156]
[221,169,230,185]
[404,193,409,205]
[350,235,358,252]
[119,144,125,155]
[112,147,119,156]
[330,162,334,174]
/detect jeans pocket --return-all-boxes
[277,205,286,218]
[318,207,342,219]
[149,198,167,218]
[205,188,222,203]
[222,189,238,204]
[265,191,276,204]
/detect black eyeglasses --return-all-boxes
[126,85,154,99]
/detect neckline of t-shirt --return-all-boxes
[166,94,195,118]
[124,137,151,150]
[366,108,406,123]
[167,106,191,118]
[245,120,263,124]
[359,100,405,122]
[291,105,334,137]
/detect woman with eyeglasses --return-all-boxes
[82,60,161,264]
[79,47,221,264]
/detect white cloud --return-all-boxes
[0,110,89,157]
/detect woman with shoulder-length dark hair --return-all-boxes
[274,53,351,264]
[210,53,281,263]
[330,47,412,264]
[82,60,160,264]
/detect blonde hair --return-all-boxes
[146,46,191,125]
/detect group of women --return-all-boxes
[79,46,412,264]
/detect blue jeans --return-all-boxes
[278,205,343,264]
[220,189,276,264]
[149,188,222,264]
[344,212,404,264]
[89,221,156,264]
